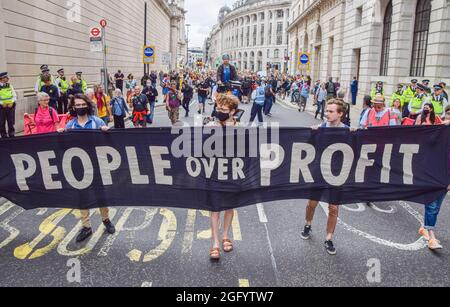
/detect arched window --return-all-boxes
[274,49,280,58]
[380,1,393,76]
[410,0,431,77]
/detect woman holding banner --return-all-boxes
[301,99,349,256]
[24,92,60,135]
[417,103,447,250]
[206,94,240,261]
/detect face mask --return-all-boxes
[216,112,231,122]
[423,109,430,115]
[75,107,89,117]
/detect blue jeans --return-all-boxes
[316,100,325,119]
[198,95,207,104]
[424,193,447,230]
[264,96,273,115]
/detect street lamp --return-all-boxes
[186,24,191,68]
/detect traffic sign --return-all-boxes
[100,19,107,28]
[90,27,101,37]
[298,52,311,71]
[143,46,156,64]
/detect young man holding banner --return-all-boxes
[301,99,349,255]
[58,94,116,243]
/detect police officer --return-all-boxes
[55,68,70,114]
[75,71,88,94]
[390,83,405,108]
[35,65,58,93]
[402,79,418,108]
[440,81,448,102]
[0,72,17,138]
[422,79,432,97]
[371,81,384,100]
[407,83,429,119]
[430,84,448,118]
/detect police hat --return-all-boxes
[76,71,82,75]
[222,54,230,60]
[411,79,418,84]
[57,68,64,73]
[417,84,428,91]
[433,84,443,91]
[422,79,430,84]
[40,65,49,72]
[0,72,8,78]
[377,81,383,85]
[397,83,404,88]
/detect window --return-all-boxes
[410,0,431,77]
[276,22,283,45]
[253,25,257,46]
[380,1,392,76]
[269,23,273,45]
[277,10,284,18]
[274,49,280,58]
[260,24,265,45]
[355,6,363,28]
[267,49,270,58]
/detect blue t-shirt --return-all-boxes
[66,116,107,130]
[223,66,231,83]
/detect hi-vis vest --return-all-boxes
[57,77,70,94]
[402,86,415,104]
[37,75,56,92]
[0,84,15,106]
[366,109,395,128]
[411,94,426,112]
[76,79,88,93]
[430,95,445,115]
[255,86,266,106]
[390,91,404,107]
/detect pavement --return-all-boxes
[0,97,449,287]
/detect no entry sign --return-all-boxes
[100,19,107,28]
[90,27,101,38]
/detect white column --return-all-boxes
[0,0,6,72]
[425,0,450,79]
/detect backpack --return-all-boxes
[35,107,56,124]
[327,81,335,94]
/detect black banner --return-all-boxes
[0,126,448,211]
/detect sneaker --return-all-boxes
[419,228,430,241]
[324,240,337,255]
[301,225,312,240]
[428,239,443,250]
[76,227,93,243]
[103,219,116,235]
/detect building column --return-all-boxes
[0,0,7,72]
[170,16,181,70]
[425,0,450,79]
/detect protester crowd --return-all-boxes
[0,53,449,259]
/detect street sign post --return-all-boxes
[90,27,102,52]
[298,52,311,72]
[143,46,156,64]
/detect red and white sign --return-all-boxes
[90,27,101,38]
[100,19,107,28]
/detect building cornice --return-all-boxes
[222,0,291,24]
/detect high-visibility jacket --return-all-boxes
[0,84,16,106]
[56,76,70,94]
[36,75,56,92]
[390,91,405,107]
[410,94,427,113]
[78,79,88,93]
[365,109,397,128]
[371,87,384,100]
[402,86,416,105]
[430,95,447,116]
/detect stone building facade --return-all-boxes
[0,0,186,130]
[288,0,450,103]
[206,0,292,73]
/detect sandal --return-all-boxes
[223,239,234,253]
[210,248,221,260]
